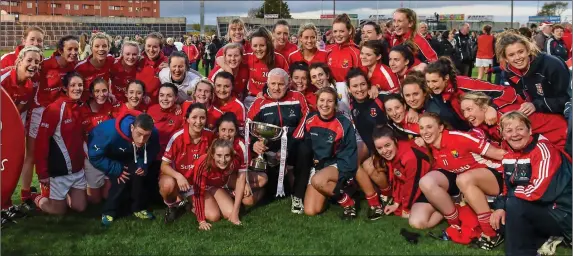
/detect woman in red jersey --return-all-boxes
[360,40,400,95]
[288,23,328,65]
[416,113,506,248]
[81,78,115,204]
[147,83,185,158]
[209,43,249,100]
[215,112,266,206]
[160,103,213,224]
[460,91,567,148]
[391,8,438,63]
[388,43,427,83]
[33,72,87,215]
[289,62,316,111]
[190,139,247,230]
[75,32,116,102]
[112,80,148,116]
[370,126,431,221]
[475,25,495,80]
[22,35,79,205]
[110,41,140,103]
[183,37,200,71]
[216,18,252,57]
[326,14,361,85]
[136,32,168,105]
[1,46,42,114]
[1,26,44,69]
[383,94,421,140]
[181,79,221,131]
[212,71,246,129]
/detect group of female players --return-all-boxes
[1,7,571,255]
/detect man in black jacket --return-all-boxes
[454,23,476,77]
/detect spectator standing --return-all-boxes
[534,21,553,52]
[183,37,200,71]
[438,30,460,67]
[561,22,572,58]
[546,24,569,62]
[162,37,177,57]
[454,23,476,77]
[203,37,217,76]
[78,33,91,61]
[475,25,495,80]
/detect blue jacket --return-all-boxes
[87,110,160,178]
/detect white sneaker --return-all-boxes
[291,196,304,214]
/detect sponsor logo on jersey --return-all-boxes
[63,118,72,124]
[180,164,194,170]
[452,164,471,173]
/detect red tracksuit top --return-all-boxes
[477,104,567,149]
[190,154,239,223]
[111,102,148,118]
[386,140,431,215]
[429,129,502,174]
[233,137,248,173]
[208,64,250,100]
[288,49,328,66]
[147,104,185,159]
[441,76,518,120]
[80,100,115,134]
[391,118,420,139]
[216,41,253,58]
[136,52,167,105]
[361,63,400,93]
[74,55,115,101]
[326,42,361,82]
[180,101,223,131]
[1,68,34,110]
[302,89,317,112]
[275,42,298,63]
[244,52,289,96]
[0,45,24,69]
[390,31,438,63]
[213,97,246,128]
[162,127,213,175]
[182,44,199,63]
[110,57,138,103]
[34,52,77,108]
[35,96,85,179]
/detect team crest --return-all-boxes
[168,119,174,125]
[451,150,459,158]
[370,108,377,117]
[535,83,544,95]
[342,59,349,68]
[326,134,334,144]
[393,169,402,177]
[338,93,342,100]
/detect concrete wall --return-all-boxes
[1,14,185,24]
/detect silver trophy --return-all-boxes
[248,121,284,172]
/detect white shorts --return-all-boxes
[20,110,28,125]
[475,58,493,67]
[308,164,338,185]
[84,158,108,189]
[28,106,45,139]
[48,170,87,200]
[180,188,194,198]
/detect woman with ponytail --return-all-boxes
[326,14,361,86]
[75,32,116,102]
[388,43,426,83]
[391,8,438,63]
[288,23,328,65]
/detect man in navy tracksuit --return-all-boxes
[88,110,160,226]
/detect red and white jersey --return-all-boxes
[34,52,77,107]
[216,41,252,58]
[110,57,137,103]
[391,118,420,139]
[244,52,289,96]
[181,101,223,131]
[148,104,185,159]
[288,49,328,66]
[136,52,167,105]
[390,31,438,63]
[326,42,361,83]
[362,63,400,93]
[162,127,213,175]
[275,42,298,63]
[111,102,148,118]
[1,68,34,110]
[74,55,115,101]
[0,45,24,69]
[233,137,248,172]
[80,101,115,134]
[429,129,502,174]
[214,97,246,128]
[208,64,249,100]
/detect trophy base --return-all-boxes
[249,158,267,172]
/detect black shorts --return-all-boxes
[486,167,504,194]
[415,169,460,204]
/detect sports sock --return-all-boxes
[32,193,46,210]
[21,189,31,201]
[337,193,355,208]
[380,186,392,197]
[477,212,497,237]
[366,193,380,207]
[164,200,180,208]
[444,207,461,226]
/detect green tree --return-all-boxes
[255,0,292,19]
[537,1,569,16]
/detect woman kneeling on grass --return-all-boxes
[190,139,247,231]
[304,87,358,220]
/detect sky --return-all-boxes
[160,1,572,25]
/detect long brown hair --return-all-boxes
[249,27,275,69]
[333,13,355,43]
[425,56,458,90]
[198,139,236,173]
[371,126,397,170]
[394,8,418,41]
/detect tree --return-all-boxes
[255,0,292,19]
[248,8,260,18]
[537,1,569,16]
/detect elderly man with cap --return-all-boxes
[534,21,553,52]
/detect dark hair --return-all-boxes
[159,82,179,97]
[62,71,83,89]
[518,27,532,38]
[273,20,290,32]
[57,35,79,51]
[382,93,407,108]
[362,40,385,57]
[361,21,382,35]
[441,30,450,41]
[309,62,337,86]
[315,86,339,107]
[133,113,155,131]
[389,43,416,70]
[213,71,235,89]
[483,25,492,35]
[394,8,418,41]
[249,27,275,69]
[425,56,458,90]
[89,77,109,93]
[127,80,147,95]
[168,51,189,71]
[333,13,355,43]
[214,112,239,138]
[400,71,431,105]
[145,32,164,48]
[371,125,398,169]
[185,102,208,119]
[345,67,371,89]
[289,61,311,79]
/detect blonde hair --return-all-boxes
[460,91,491,108]
[495,31,539,62]
[297,23,320,49]
[89,32,112,53]
[227,18,246,41]
[192,78,215,99]
[500,111,532,131]
[16,46,43,64]
[223,43,245,56]
[23,26,45,39]
[120,41,140,55]
[315,86,339,107]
